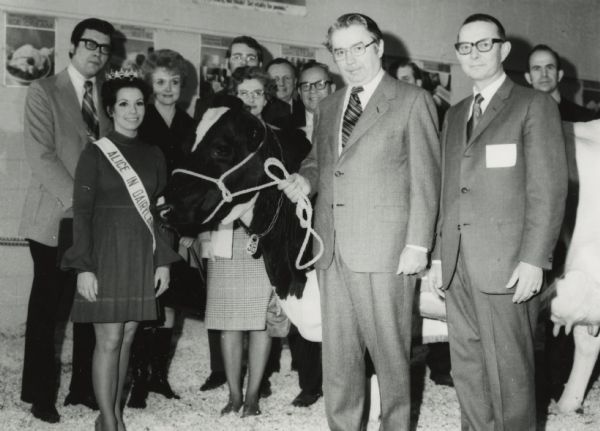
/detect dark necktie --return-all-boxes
[466,93,483,141]
[342,86,364,148]
[82,80,99,140]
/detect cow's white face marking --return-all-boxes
[191,107,230,153]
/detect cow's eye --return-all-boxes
[211,144,233,160]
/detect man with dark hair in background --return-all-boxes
[263,57,305,129]
[525,44,595,122]
[428,14,567,430]
[193,35,263,123]
[19,17,115,423]
[281,13,440,430]
[525,43,595,402]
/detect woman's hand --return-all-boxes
[77,271,98,302]
[155,265,170,297]
[199,236,215,262]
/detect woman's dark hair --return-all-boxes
[101,76,151,117]
[227,66,277,102]
[141,49,188,85]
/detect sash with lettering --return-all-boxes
[93,137,156,251]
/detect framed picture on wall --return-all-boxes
[384,55,452,122]
[202,0,307,16]
[199,34,232,97]
[4,13,55,87]
[110,24,154,71]
[582,79,600,117]
[281,44,316,70]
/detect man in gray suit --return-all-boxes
[19,18,114,423]
[280,13,440,430]
[428,14,567,430]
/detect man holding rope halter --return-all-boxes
[279,13,441,431]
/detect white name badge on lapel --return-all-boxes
[486,143,517,168]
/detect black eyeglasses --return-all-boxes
[454,38,504,55]
[332,40,377,61]
[298,80,332,92]
[79,38,111,55]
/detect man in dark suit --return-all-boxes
[281,13,440,430]
[19,18,114,423]
[428,14,568,430]
[525,43,595,401]
[525,44,596,123]
[263,58,305,129]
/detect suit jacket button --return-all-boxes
[457,224,461,231]
[334,171,343,177]
[461,187,470,193]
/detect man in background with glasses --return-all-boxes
[194,35,262,122]
[297,61,336,141]
[280,13,440,430]
[427,13,567,431]
[19,17,114,423]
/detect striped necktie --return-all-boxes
[82,80,99,140]
[466,93,483,141]
[342,86,364,148]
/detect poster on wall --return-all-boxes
[4,13,55,87]
[199,34,232,96]
[582,79,600,117]
[384,56,452,120]
[281,44,316,70]
[110,24,154,71]
[203,0,306,16]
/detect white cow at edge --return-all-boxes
[551,119,600,413]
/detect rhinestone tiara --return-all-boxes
[105,68,140,81]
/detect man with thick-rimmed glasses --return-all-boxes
[427,13,567,430]
[280,13,440,430]
[297,61,336,142]
[19,17,114,423]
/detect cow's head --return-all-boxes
[160,97,272,236]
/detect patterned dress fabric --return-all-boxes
[205,226,273,331]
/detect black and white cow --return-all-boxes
[160,96,311,300]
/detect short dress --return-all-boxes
[62,130,180,323]
[205,226,273,331]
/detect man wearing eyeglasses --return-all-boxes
[19,18,114,423]
[194,35,263,123]
[280,13,440,430]
[426,13,567,430]
[297,61,336,141]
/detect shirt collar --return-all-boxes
[472,72,506,114]
[67,63,96,87]
[68,63,97,106]
[347,68,385,109]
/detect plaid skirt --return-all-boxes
[205,227,272,330]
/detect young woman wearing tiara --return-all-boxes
[62,70,180,431]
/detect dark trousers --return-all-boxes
[21,240,95,407]
[288,325,322,394]
[446,249,538,431]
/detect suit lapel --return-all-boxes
[341,74,391,154]
[467,78,513,148]
[54,70,88,139]
[321,90,345,155]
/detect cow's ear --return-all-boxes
[247,119,266,152]
[211,94,243,110]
